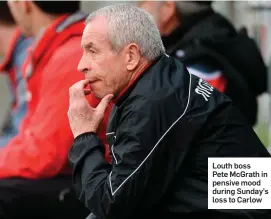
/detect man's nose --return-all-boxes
[77,55,89,74]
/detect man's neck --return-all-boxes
[160,15,180,36]
[113,58,151,104]
[31,13,60,37]
[0,25,16,56]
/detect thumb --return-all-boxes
[96,94,114,114]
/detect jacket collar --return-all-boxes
[113,56,165,106]
[21,12,86,79]
[0,28,22,72]
[27,12,87,66]
[162,9,215,49]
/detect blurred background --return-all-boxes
[0,1,270,148]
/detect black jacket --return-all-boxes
[162,9,267,126]
[69,55,271,219]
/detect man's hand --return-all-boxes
[68,79,113,138]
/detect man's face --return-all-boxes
[7,1,32,36]
[78,16,129,99]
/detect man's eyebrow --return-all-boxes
[81,42,93,49]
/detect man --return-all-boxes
[0,1,111,218]
[68,4,271,219]
[0,1,32,147]
[138,1,267,126]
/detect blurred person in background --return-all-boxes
[0,1,32,147]
[138,0,267,126]
[0,1,111,218]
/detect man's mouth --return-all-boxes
[88,79,99,84]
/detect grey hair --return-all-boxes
[85,4,165,61]
[175,1,211,17]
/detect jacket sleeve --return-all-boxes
[69,94,189,219]
[0,68,109,179]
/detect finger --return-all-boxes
[72,79,90,91]
[96,94,114,114]
[69,79,90,100]
[80,79,91,88]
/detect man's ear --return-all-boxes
[125,43,141,71]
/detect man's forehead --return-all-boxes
[81,21,109,47]
[83,17,108,36]
[81,33,93,48]
[82,26,107,40]
[85,15,108,31]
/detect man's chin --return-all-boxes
[95,93,116,101]
[91,88,116,100]
[92,92,103,100]
[92,91,109,100]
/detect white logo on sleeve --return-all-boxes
[195,78,214,101]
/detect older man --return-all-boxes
[0,1,109,218]
[68,4,271,219]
